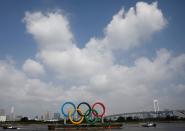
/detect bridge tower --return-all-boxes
[153,99,159,112]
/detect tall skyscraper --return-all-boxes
[11,106,14,114]
[153,99,159,112]
[40,115,44,121]
[10,106,15,121]
[44,111,51,121]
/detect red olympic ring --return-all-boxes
[92,102,105,117]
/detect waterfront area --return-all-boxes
[0,122,185,131]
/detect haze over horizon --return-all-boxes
[0,0,185,117]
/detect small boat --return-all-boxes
[141,122,156,127]
[2,125,20,129]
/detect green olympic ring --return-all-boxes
[84,109,100,125]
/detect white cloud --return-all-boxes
[23,1,167,84]
[23,10,114,83]
[23,11,74,51]
[37,47,113,84]
[87,2,166,51]
[22,59,45,77]
[0,2,185,116]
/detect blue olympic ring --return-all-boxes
[61,101,76,117]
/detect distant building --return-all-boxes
[44,111,51,121]
[6,115,10,121]
[0,109,5,116]
[34,116,39,121]
[40,115,44,121]
[10,106,15,121]
[153,99,159,112]
[0,116,6,122]
[0,109,6,122]
[53,113,60,120]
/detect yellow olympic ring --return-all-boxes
[69,109,84,125]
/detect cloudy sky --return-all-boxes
[0,0,185,117]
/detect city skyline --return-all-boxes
[0,0,185,117]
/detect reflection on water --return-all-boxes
[0,123,185,131]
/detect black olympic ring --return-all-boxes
[77,102,91,116]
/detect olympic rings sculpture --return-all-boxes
[61,102,106,125]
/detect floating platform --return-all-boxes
[48,123,123,130]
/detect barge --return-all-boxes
[48,123,123,130]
